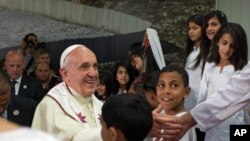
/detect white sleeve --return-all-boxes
[191,61,250,131]
[197,67,209,104]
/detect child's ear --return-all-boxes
[109,127,118,141]
[109,127,127,141]
[183,87,191,99]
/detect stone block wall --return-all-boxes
[69,0,215,48]
[0,0,151,35]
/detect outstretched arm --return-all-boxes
[191,61,250,131]
[175,61,250,139]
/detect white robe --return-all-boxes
[198,62,249,141]
[32,82,103,141]
[184,47,202,111]
[192,61,250,131]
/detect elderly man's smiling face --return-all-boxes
[61,47,99,97]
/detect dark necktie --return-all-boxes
[11,80,17,96]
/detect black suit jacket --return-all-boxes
[7,75,45,126]
[7,95,37,126]
[18,75,45,102]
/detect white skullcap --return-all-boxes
[60,44,83,68]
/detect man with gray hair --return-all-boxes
[32,44,103,141]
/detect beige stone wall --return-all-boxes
[70,0,215,48]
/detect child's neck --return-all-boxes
[218,59,232,72]
[194,40,201,48]
[163,106,186,116]
[219,59,231,67]
[119,84,127,93]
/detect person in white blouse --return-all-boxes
[183,14,205,111]
[197,23,249,141]
[32,44,103,141]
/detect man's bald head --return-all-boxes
[4,50,25,80]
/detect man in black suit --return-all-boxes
[4,50,45,126]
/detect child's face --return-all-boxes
[217,33,235,62]
[156,71,190,114]
[96,82,106,96]
[130,55,144,71]
[116,66,129,86]
[36,53,50,64]
[206,17,222,40]
[188,21,202,43]
[35,63,51,82]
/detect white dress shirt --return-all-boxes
[11,75,22,95]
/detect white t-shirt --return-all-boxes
[0,128,60,141]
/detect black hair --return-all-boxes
[102,94,153,141]
[159,65,189,87]
[144,47,160,73]
[0,59,5,71]
[128,42,144,61]
[142,71,159,92]
[23,33,37,42]
[205,10,228,29]
[134,71,159,109]
[209,23,248,70]
[94,69,114,100]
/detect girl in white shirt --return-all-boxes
[198,23,249,141]
[184,14,205,111]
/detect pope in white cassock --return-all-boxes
[32,44,103,141]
